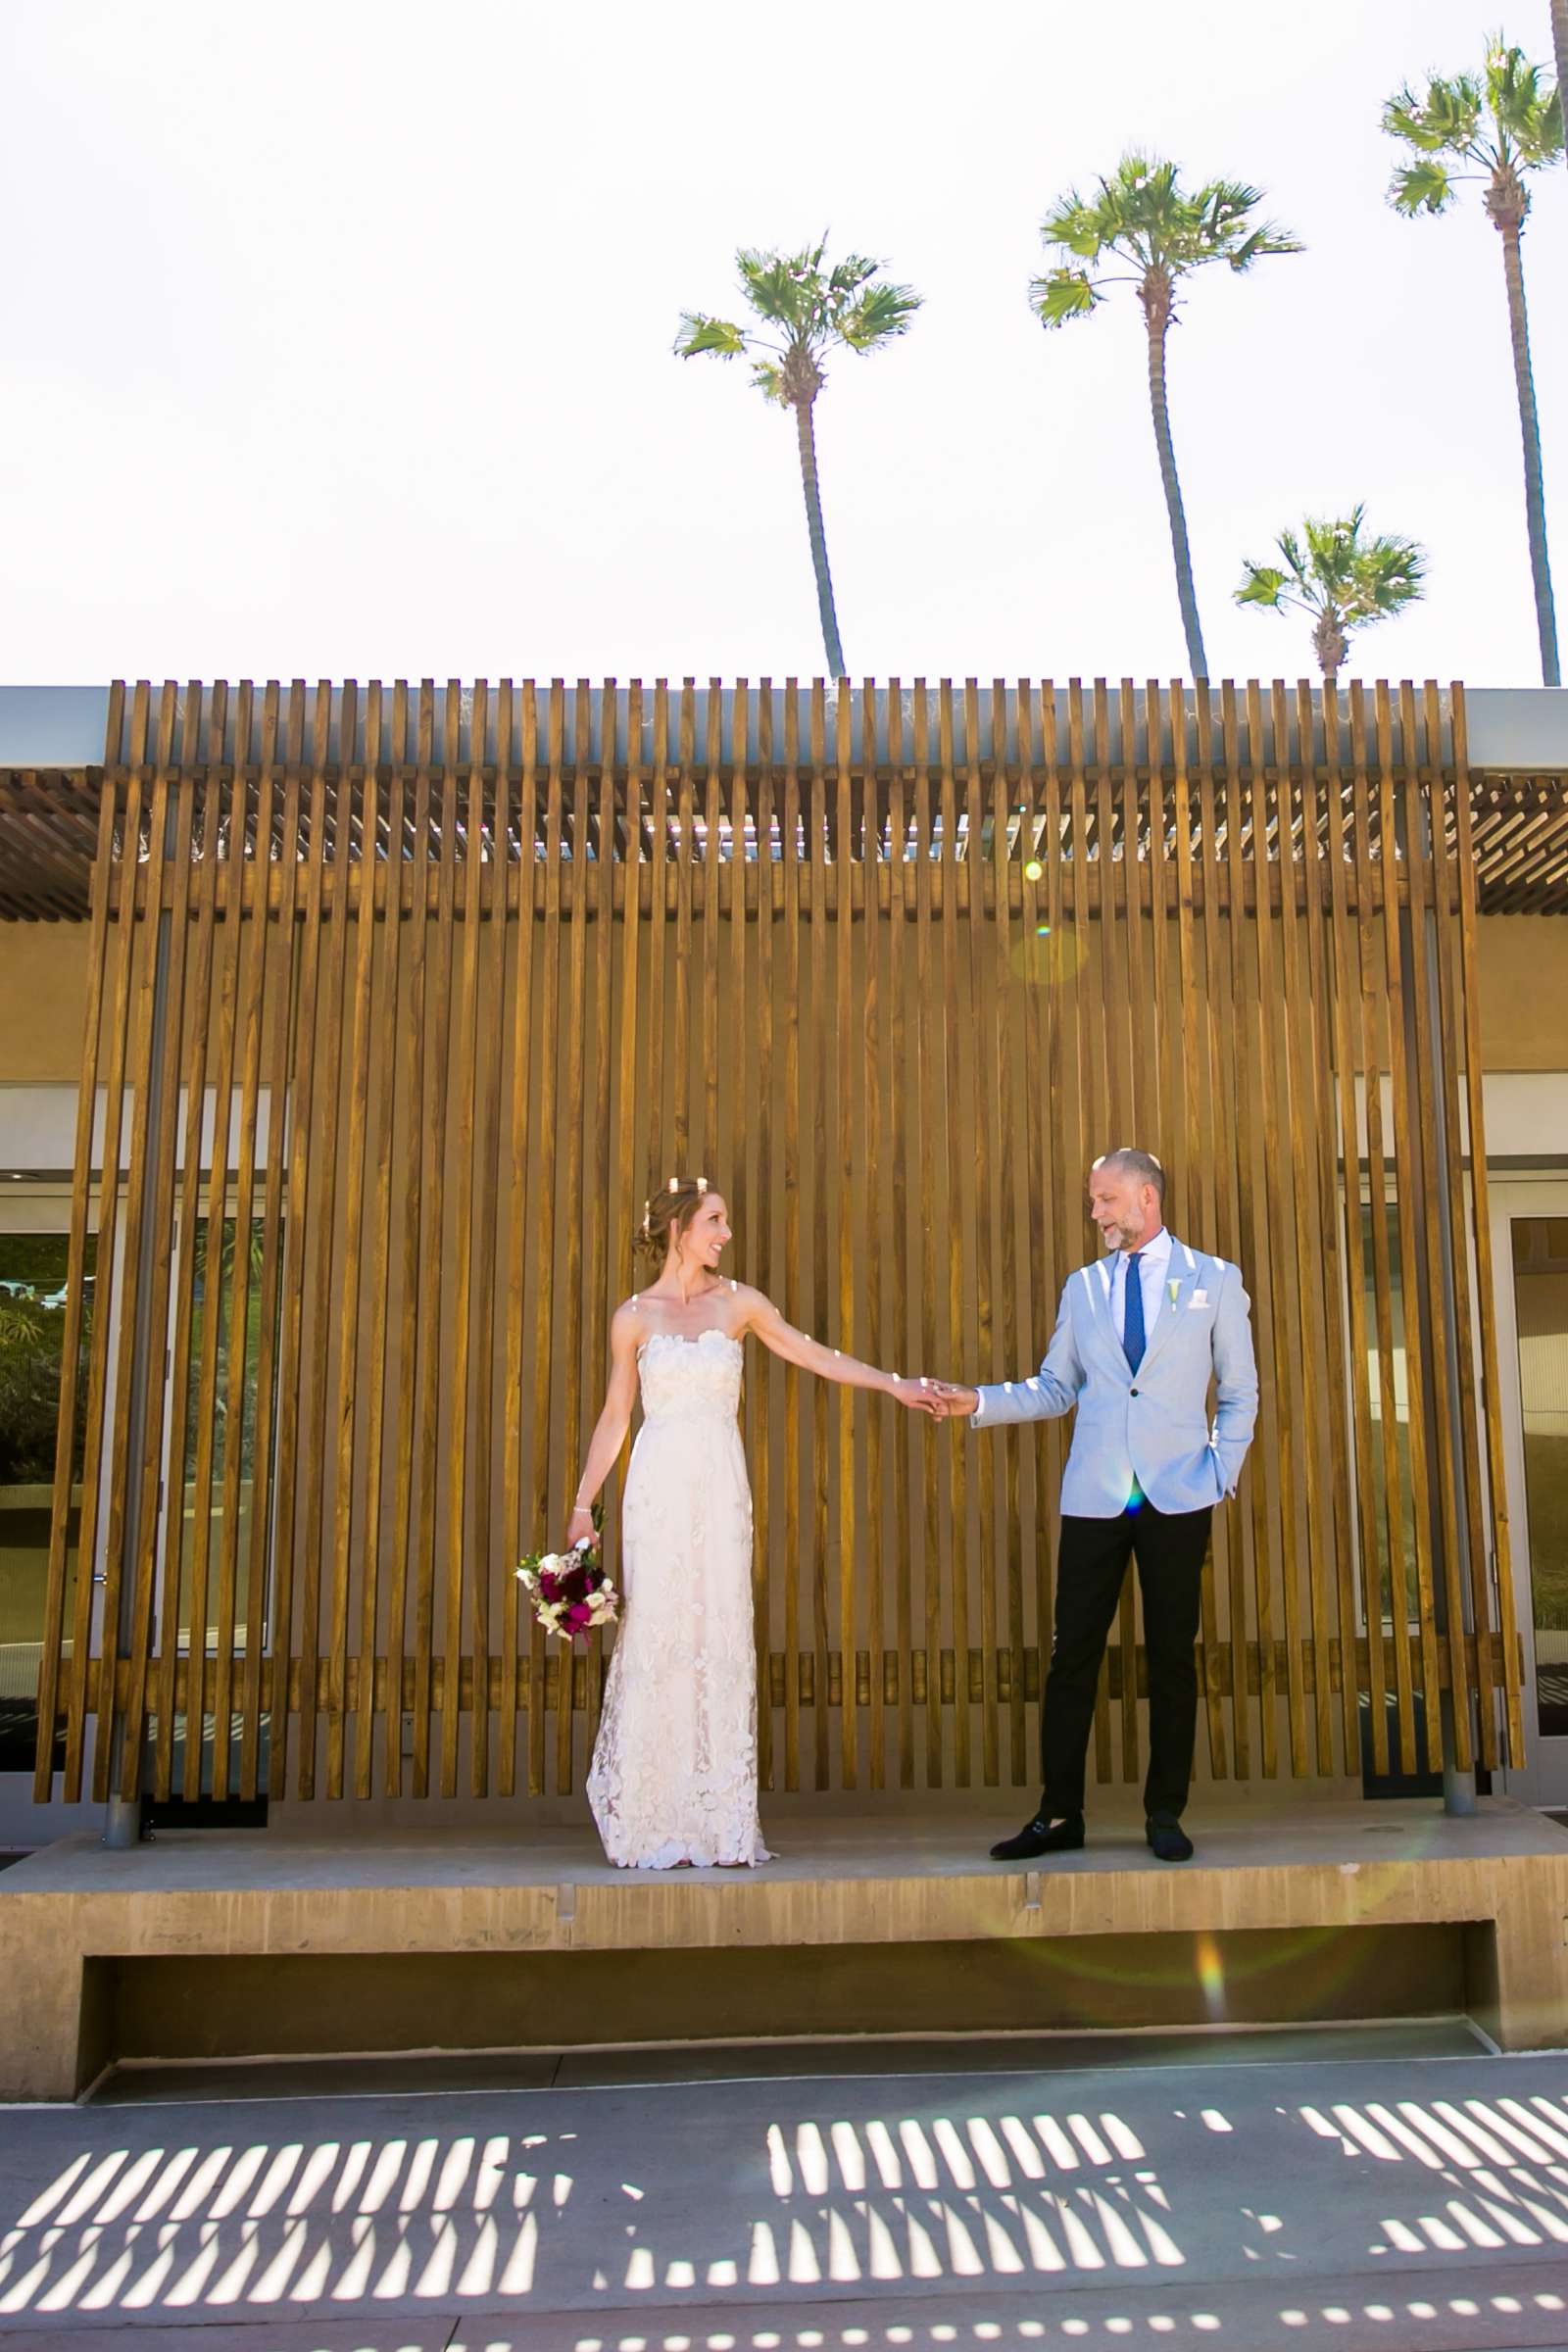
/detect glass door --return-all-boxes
[1493,1181,1568,1809]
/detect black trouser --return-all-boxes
[1041,1501,1213,1823]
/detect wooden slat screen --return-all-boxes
[34,676,1524,1804]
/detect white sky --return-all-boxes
[3,0,1565,688]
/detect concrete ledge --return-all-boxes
[2,1799,1565,2098]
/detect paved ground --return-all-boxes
[3,2031,1568,2350]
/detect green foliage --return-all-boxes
[1235,508,1426,662]
[1383,38,1563,204]
[1029,154,1300,327]
[0,1237,93,1487]
[674,236,922,404]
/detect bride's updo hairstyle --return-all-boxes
[635,1174,716,1265]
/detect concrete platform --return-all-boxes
[2,1799,1566,2099]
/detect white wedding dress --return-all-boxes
[586,1329,772,1868]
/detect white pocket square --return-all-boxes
[1189,1289,1209,1308]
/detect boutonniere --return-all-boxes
[1167,1278,1181,1307]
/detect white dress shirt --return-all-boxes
[1111,1224,1173,1353]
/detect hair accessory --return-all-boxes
[669,1177,679,1193]
[696,1176,708,1195]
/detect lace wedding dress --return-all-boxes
[586,1329,772,1868]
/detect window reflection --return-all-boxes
[0,1230,95,1772]
[1510,1216,1568,1740]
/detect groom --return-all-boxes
[929,1148,1257,1864]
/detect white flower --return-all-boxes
[599,1577,615,1594]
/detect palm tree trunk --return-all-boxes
[1145,312,1208,680]
[793,396,847,679]
[1497,217,1561,685]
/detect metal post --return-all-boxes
[102,783,180,1847]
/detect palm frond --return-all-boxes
[1382,71,1485,155]
[1039,190,1109,262]
[749,359,789,407]
[1234,564,1294,612]
[839,279,923,349]
[1388,157,1456,215]
[673,312,750,361]
[1237,510,1427,631]
[1486,38,1565,159]
[1028,267,1102,327]
[1038,153,1298,290]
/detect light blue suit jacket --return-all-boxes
[972,1236,1258,1518]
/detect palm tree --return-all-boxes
[1384,40,1563,686]
[1236,509,1427,683]
[675,239,921,679]
[1031,155,1300,680]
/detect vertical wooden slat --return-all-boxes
[410,683,457,1797]
[1114,679,1147,1783]
[781,687,803,1790]
[1268,681,1331,1770]
[884,710,913,1787]
[1425,682,1495,1764]
[119,684,196,1804]
[645,684,669,1192]
[911,690,943,1786]
[672,685,696,1168]
[499,684,532,1797]
[938,682,971,1787]
[101,682,181,1796]
[1064,683,1112,1787]
[1296,680,1363,1774]
[386,685,428,1797]
[1450,683,1525,1763]
[702,683,722,1176]
[752,686,776,1789]
[1396,681,1474,1768]
[353,691,401,1801]
[528,680,558,1797]
[994,683,1027,1785]
[1210,685,1277,1776]
[241,685,305,1799]
[834,684,858,1786]
[1349,683,1417,1772]
[808,683,831,1788]
[552,688,591,1790]
[1245,681,1306,1775]
[294,683,355,1801]
[964,682,1000,1786]
[65,692,147,1800]
[325,691,378,1799]
[180,686,245,1802]
[1374,681,1442,1767]
[581,680,617,1767]
[211,684,261,1799]
[1320,690,1388,1775]
[606,678,644,1767]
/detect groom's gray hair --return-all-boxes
[1093,1146,1166,1204]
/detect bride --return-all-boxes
[568,1174,934,1870]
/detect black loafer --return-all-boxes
[990,1811,1085,1861]
[1146,1817,1195,1862]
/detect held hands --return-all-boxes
[564,1503,597,1551]
[889,1376,979,1419]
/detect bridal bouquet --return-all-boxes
[514,1531,619,1642]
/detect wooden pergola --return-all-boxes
[19,676,1554,1810]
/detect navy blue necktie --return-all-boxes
[1122,1250,1146,1374]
